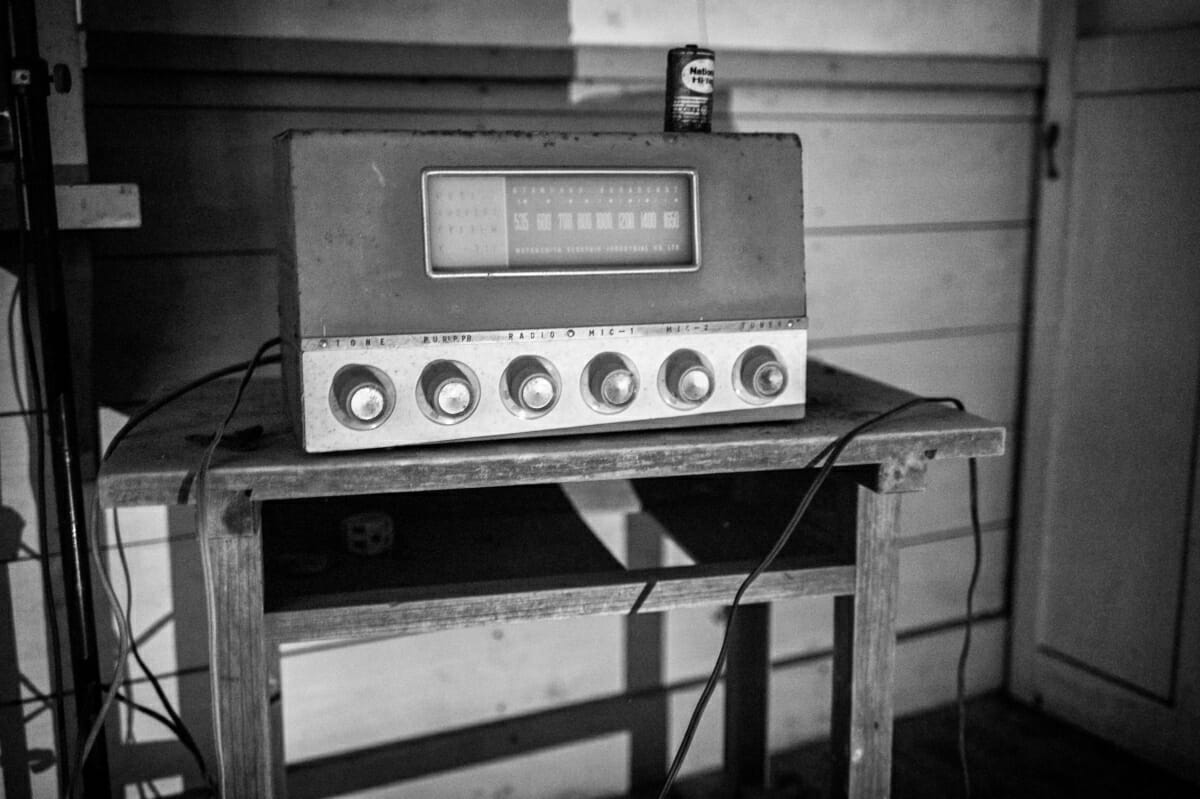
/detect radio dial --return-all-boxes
[737,347,788,402]
[348,384,387,422]
[746,359,786,398]
[753,364,786,396]
[678,367,712,403]
[417,360,479,424]
[330,365,394,429]
[522,374,557,411]
[502,356,561,418]
[661,350,714,409]
[583,352,639,413]
[433,377,473,416]
[599,369,636,407]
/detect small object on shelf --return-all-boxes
[341,511,394,557]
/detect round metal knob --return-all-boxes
[418,360,478,423]
[433,376,473,416]
[747,360,786,398]
[347,382,387,422]
[662,350,714,408]
[753,363,785,396]
[599,368,636,407]
[737,348,788,401]
[583,353,639,413]
[503,357,560,417]
[677,366,712,403]
[518,373,556,411]
[330,365,394,429]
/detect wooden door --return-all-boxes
[1012,13,1200,783]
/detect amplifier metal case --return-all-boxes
[276,130,806,452]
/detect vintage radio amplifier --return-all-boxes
[276,130,806,452]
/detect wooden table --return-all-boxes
[97,362,1004,798]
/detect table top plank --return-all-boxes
[99,361,1005,507]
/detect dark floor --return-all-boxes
[668,693,1198,798]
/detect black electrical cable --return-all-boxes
[16,243,125,799]
[110,510,216,794]
[193,337,283,796]
[957,457,982,799]
[113,691,183,739]
[192,337,283,485]
[68,473,131,799]
[114,688,184,799]
[82,337,281,798]
[657,395,970,798]
[103,342,282,462]
[113,685,212,789]
[12,260,70,791]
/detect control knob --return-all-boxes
[503,356,560,417]
[331,365,394,428]
[418,360,478,423]
[661,349,714,408]
[739,348,788,400]
[586,353,639,411]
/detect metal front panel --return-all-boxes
[277,130,805,337]
[297,320,807,451]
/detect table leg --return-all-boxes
[201,490,272,797]
[831,484,900,799]
[626,512,668,789]
[269,646,288,797]
[724,601,770,789]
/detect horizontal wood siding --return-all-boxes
[85,76,1034,400]
[0,27,1041,796]
[84,0,1040,57]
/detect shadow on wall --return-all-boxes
[85,33,727,408]
[0,503,45,798]
[1,262,64,795]
[86,31,581,407]
[95,505,218,792]
[92,483,672,796]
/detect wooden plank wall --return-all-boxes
[85,0,1041,56]
[0,2,1041,795]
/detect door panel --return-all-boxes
[1039,92,1200,699]
[1013,21,1200,783]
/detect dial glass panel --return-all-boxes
[423,170,698,276]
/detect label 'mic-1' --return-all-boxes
[276,130,807,452]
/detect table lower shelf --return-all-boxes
[265,559,855,643]
[262,477,856,644]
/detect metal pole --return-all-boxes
[4,0,112,794]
